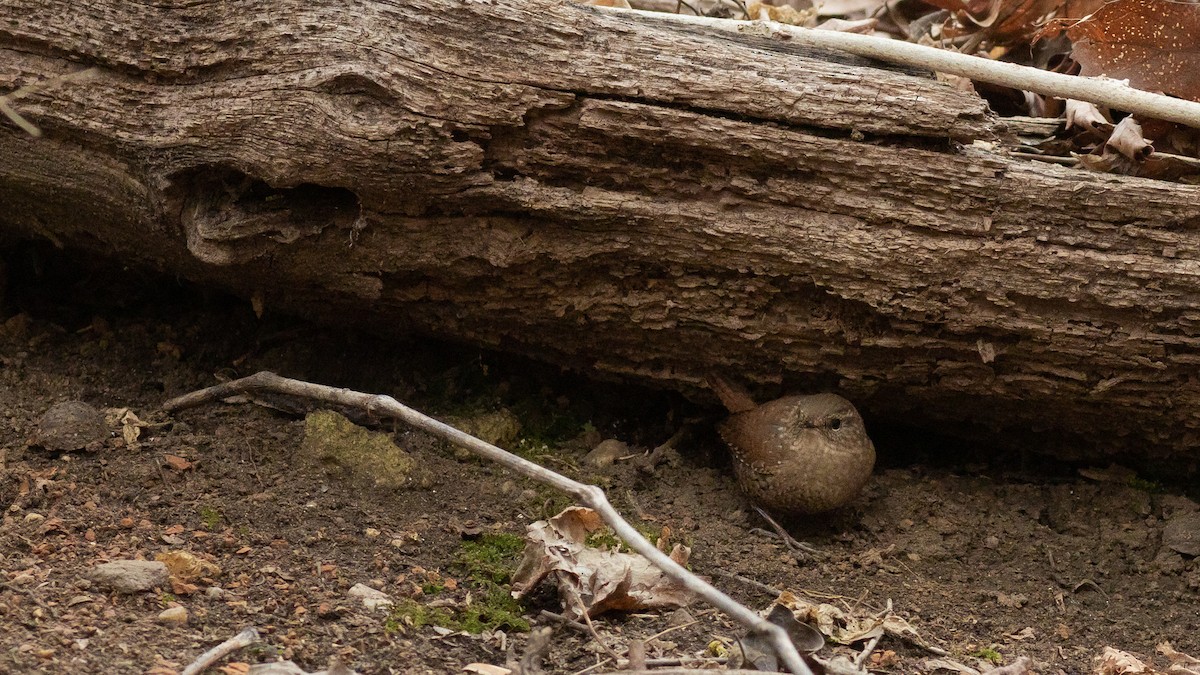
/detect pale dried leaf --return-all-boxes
[164,454,193,471]
[1095,647,1153,675]
[509,506,697,619]
[1107,117,1153,162]
[923,657,982,674]
[1158,643,1200,667]
[463,665,512,675]
[155,550,221,581]
[815,17,877,32]
[748,0,817,24]
[816,0,886,16]
[1064,99,1110,132]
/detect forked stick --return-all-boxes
[162,371,813,675]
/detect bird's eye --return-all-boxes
[830,418,842,430]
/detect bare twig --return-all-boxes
[162,372,814,675]
[714,569,783,598]
[853,631,883,670]
[540,609,591,634]
[595,662,792,667]
[181,627,260,675]
[575,592,625,664]
[591,8,1200,130]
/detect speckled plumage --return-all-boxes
[718,391,875,515]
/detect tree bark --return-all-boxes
[2,0,1199,461]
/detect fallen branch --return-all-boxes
[181,627,260,675]
[162,372,813,675]
[598,7,1200,129]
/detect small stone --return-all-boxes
[1163,511,1200,557]
[87,560,169,594]
[34,401,107,451]
[157,606,188,624]
[584,439,629,468]
[364,528,381,538]
[448,409,523,448]
[665,608,695,627]
[205,586,227,600]
[316,602,341,619]
[23,513,45,523]
[348,583,393,611]
[985,536,1000,549]
[300,411,413,489]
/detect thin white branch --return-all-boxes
[180,627,260,675]
[162,372,813,675]
[594,7,1200,130]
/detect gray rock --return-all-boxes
[347,583,393,611]
[157,606,189,624]
[35,401,107,451]
[584,439,629,468]
[1163,510,1200,557]
[87,560,169,594]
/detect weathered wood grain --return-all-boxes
[2,0,1198,460]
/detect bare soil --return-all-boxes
[1,244,1198,675]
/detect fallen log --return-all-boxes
[2,0,1199,461]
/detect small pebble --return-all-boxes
[157,606,188,624]
[348,583,393,611]
[87,560,169,594]
[666,608,695,627]
[34,401,107,451]
[584,439,629,468]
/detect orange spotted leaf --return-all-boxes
[1067,0,1200,101]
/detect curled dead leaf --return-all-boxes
[510,506,696,620]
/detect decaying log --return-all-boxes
[2,0,1199,461]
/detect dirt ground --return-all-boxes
[1,244,1198,675]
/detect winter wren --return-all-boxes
[711,377,875,515]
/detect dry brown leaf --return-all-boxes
[463,665,512,675]
[1107,116,1154,161]
[509,506,696,619]
[164,454,193,471]
[1159,643,1200,666]
[1068,0,1200,101]
[748,0,816,24]
[815,17,878,32]
[156,549,222,581]
[921,0,1104,45]
[1159,643,1200,675]
[1065,99,1110,131]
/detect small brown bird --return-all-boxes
[711,376,875,515]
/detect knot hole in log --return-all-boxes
[175,166,361,266]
